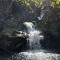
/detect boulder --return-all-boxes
[0,31,28,54]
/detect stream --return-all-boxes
[4,22,60,60]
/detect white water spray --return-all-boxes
[11,21,59,60]
[37,0,53,21]
[37,10,45,20]
[24,22,44,49]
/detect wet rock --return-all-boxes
[38,7,60,53]
[0,31,28,54]
[41,30,60,53]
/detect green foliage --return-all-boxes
[16,0,43,8]
[49,0,60,8]
[16,0,60,8]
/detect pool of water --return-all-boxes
[1,50,60,60]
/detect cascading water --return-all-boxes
[37,10,45,20]
[37,0,53,21]
[24,22,44,49]
[4,22,60,59]
[10,22,60,60]
[0,0,60,60]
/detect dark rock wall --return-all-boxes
[0,0,60,53]
[0,35,27,54]
[40,7,60,53]
[0,0,14,35]
[0,0,40,35]
[0,0,29,53]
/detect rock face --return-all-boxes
[37,7,60,53]
[0,0,40,35]
[0,0,13,21]
[0,0,60,54]
[0,0,36,54]
[0,32,28,54]
[0,0,14,35]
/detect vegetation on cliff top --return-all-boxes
[16,0,60,8]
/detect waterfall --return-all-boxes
[37,0,53,21]
[37,10,45,20]
[9,22,60,60]
[24,22,44,49]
